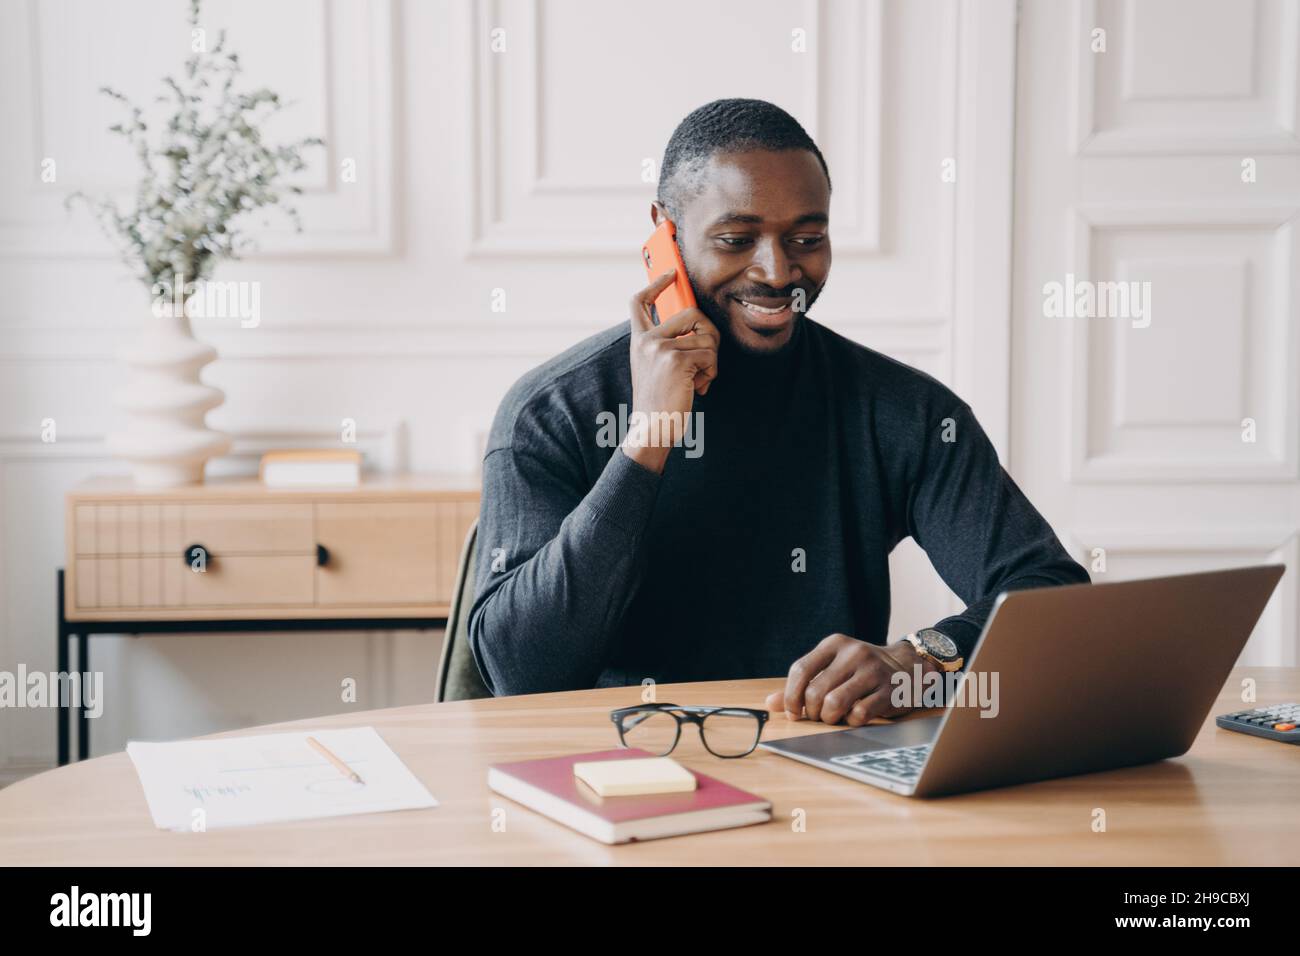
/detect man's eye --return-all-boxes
[716,236,754,247]
[791,235,826,247]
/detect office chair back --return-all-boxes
[435,519,493,702]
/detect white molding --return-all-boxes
[1064,202,1299,482]
[1067,527,1298,665]
[810,0,883,255]
[0,312,955,362]
[951,0,1016,461]
[0,425,405,471]
[1070,527,1300,554]
[1069,201,1300,228]
[1068,0,1097,157]
[467,0,883,257]
[0,0,396,258]
[1070,0,1300,156]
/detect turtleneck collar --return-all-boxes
[710,313,808,396]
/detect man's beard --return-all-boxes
[688,271,824,355]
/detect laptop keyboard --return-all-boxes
[831,743,932,782]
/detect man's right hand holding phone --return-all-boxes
[622,270,720,475]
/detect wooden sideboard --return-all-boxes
[64,475,481,622]
[56,474,482,765]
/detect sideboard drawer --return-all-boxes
[180,504,314,554]
[183,555,316,607]
[315,501,476,606]
[64,478,480,621]
[73,555,315,609]
[73,502,313,556]
[74,503,185,556]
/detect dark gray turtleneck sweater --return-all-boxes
[468,316,1089,696]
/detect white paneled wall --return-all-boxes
[1013,0,1300,667]
[1,0,1018,780]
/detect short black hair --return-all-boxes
[657,98,831,224]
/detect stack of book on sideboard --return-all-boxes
[259,450,362,487]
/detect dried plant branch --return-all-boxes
[66,0,325,297]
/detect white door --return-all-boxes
[1012,0,1300,664]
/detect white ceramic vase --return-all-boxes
[107,305,231,487]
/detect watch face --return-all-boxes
[918,629,959,661]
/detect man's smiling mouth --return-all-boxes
[730,294,795,328]
[738,299,788,314]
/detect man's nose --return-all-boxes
[746,238,800,290]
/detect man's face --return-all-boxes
[656,149,831,354]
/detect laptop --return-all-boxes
[760,565,1285,797]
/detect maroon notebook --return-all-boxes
[487,748,772,844]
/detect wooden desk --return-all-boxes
[2,670,1297,866]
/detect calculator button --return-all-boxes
[1274,723,1297,731]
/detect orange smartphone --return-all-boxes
[641,218,697,326]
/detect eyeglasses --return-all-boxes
[609,703,769,758]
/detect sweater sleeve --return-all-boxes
[467,440,662,696]
[905,402,1091,662]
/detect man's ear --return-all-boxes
[650,201,667,227]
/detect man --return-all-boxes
[469,98,1089,726]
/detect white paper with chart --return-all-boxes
[127,726,437,831]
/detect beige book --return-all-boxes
[259,449,362,487]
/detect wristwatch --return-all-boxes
[903,628,964,672]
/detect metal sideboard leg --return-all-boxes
[57,569,69,767]
[77,632,89,761]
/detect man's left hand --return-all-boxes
[764,633,941,726]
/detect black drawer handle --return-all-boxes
[184,544,209,569]
[316,544,330,567]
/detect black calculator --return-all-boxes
[1216,703,1300,743]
